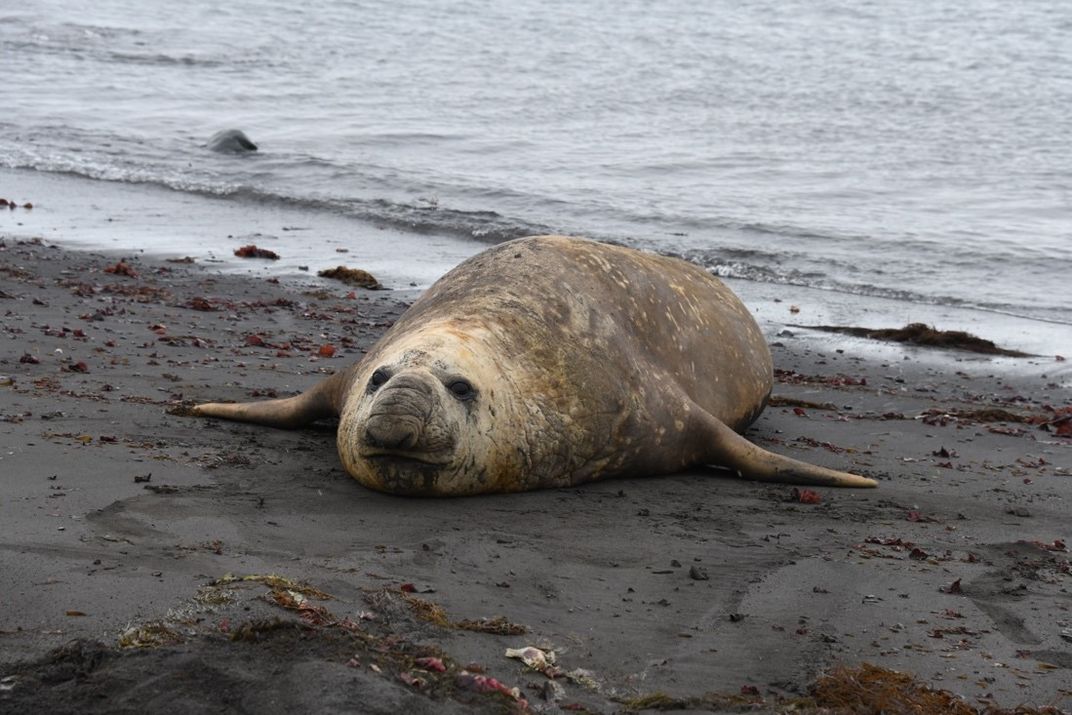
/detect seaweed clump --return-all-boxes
[803,323,1030,357]
[317,266,383,289]
[455,616,528,636]
[617,664,1066,714]
[812,663,987,714]
[117,621,184,649]
[234,245,279,260]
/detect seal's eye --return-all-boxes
[369,369,389,389]
[448,379,475,399]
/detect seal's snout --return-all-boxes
[355,371,459,468]
[364,415,421,450]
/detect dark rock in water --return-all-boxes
[207,129,258,154]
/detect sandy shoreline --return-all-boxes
[1,236,1070,712]
[6,165,1072,361]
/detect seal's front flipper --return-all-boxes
[693,408,877,488]
[192,370,351,429]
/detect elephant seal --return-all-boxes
[193,236,876,495]
[207,129,257,154]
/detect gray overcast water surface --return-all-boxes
[2,0,1070,326]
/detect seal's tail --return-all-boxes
[696,409,878,488]
[190,370,350,429]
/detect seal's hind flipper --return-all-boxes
[192,369,351,429]
[694,408,877,488]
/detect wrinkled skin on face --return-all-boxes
[337,324,530,495]
[335,236,773,496]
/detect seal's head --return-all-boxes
[336,321,532,496]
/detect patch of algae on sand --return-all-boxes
[400,593,450,628]
[455,615,528,636]
[117,621,184,649]
[116,574,331,649]
[619,664,1063,714]
[211,573,332,600]
[394,590,527,634]
[811,663,978,714]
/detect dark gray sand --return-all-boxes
[1,237,1070,713]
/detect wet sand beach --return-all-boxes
[1,236,1070,713]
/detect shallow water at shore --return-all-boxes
[3,167,1070,364]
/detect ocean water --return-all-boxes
[2,0,1070,328]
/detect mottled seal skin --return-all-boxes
[207,129,257,154]
[193,236,876,495]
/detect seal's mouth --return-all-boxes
[360,450,452,467]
